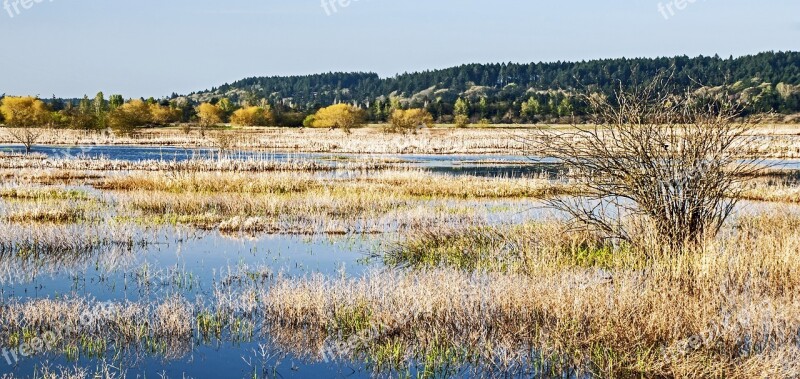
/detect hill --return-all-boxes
[184,51,800,123]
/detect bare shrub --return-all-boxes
[210,131,236,156]
[180,123,193,136]
[6,127,44,153]
[524,76,765,251]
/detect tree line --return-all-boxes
[1,51,799,137]
[196,51,800,123]
[0,93,433,150]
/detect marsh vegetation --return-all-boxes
[1,85,800,378]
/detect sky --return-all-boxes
[0,0,798,99]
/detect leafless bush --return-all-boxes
[6,127,44,153]
[180,123,193,136]
[524,76,766,251]
[210,131,236,157]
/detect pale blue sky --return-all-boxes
[0,0,797,98]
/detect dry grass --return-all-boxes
[260,211,800,378]
[5,207,87,223]
[99,170,572,199]
[99,171,321,194]
[738,180,800,203]
[0,222,144,257]
[117,190,482,234]
[0,126,529,154]
[1,134,799,376]
[1,167,563,235]
[96,170,560,234]
[0,188,102,224]
[4,125,800,156]
[0,187,89,201]
[0,168,104,185]
[0,296,194,361]
[1,209,799,377]
[0,154,407,174]
[383,221,629,273]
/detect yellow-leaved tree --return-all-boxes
[196,103,224,137]
[388,108,435,133]
[310,104,366,133]
[0,96,51,152]
[107,99,152,136]
[230,106,274,127]
[149,103,181,125]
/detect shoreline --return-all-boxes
[2,124,800,157]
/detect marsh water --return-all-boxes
[4,144,799,177]
[1,228,381,377]
[0,144,561,178]
[0,144,797,378]
[0,145,560,378]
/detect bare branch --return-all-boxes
[524,74,766,253]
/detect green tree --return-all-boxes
[453,97,470,128]
[389,96,402,113]
[94,92,107,129]
[557,97,574,117]
[454,97,470,117]
[79,95,92,116]
[372,99,385,121]
[547,96,558,116]
[303,115,316,128]
[216,98,235,121]
[478,97,489,118]
[520,97,541,121]
[109,94,124,110]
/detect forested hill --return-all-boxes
[187,51,800,123]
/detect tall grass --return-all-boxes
[3,126,800,157]
[0,154,407,173]
[0,222,145,257]
[99,170,570,199]
[0,187,89,201]
[261,211,800,378]
[118,190,483,235]
[0,296,194,361]
[738,179,800,203]
[99,170,558,234]
[383,221,630,273]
